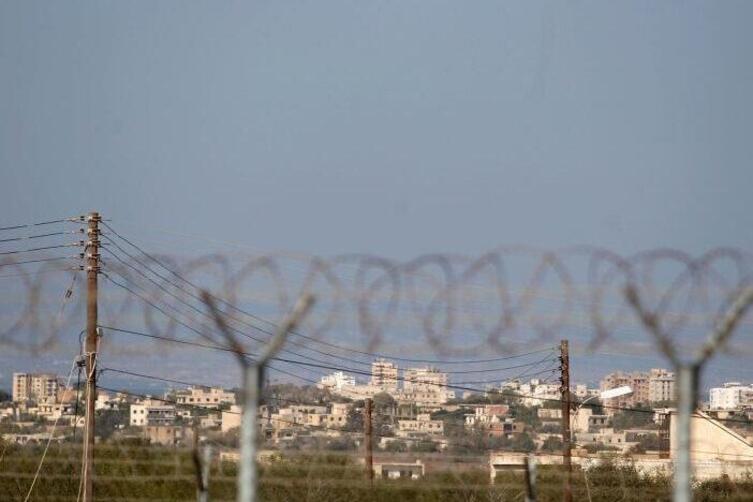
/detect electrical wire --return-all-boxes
[0,231,80,244]
[99,323,558,378]
[0,267,79,280]
[22,357,78,502]
[0,256,80,268]
[0,243,81,256]
[101,245,374,369]
[102,223,559,365]
[100,268,559,384]
[0,216,82,232]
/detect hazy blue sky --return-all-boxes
[2,1,751,258]
[1,2,753,388]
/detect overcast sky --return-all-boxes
[2,1,752,257]
[1,2,752,387]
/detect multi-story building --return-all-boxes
[403,367,447,393]
[599,368,675,407]
[318,371,356,392]
[221,405,242,433]
[12,373,61,403]
[709,382,753,410]
[401,367,451,407]
[600,371,649,408]
[397,413,444,437]
[269,405,328,429]
[648,369,675,403]
[325,402,350,429]
[173,386,235,408]
[145,425,185,446]
[519,379,561,407]
[130,399,176,427]
[371,360,399,392]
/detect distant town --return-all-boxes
[3,361,753,480]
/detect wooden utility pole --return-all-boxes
[560,340,572,502]
[364,398,374,483]
[83,211,100,502]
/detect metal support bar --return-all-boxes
[674,365,698,502]
[524,454,537,502]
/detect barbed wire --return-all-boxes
[1,220,752,359]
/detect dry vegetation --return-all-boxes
[1,442,752,501]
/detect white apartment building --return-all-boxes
[318,371,356,392]
[709,382,753,410]
[173,386,236,408]
[95,391,124,411]
[130,399,176,427]
[520,379,560,407]
[12,373,61,403]
[371,360,399,391]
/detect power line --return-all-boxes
[0,231,80,244]
[0,243,81,256]
[0,267,79,280]
[102,223,559,365]
[96,325,563,402]
[100,271,385,373]
[100,266,555,379]
[99,323,558,377]
[100,245,376,369]
[96,344,750,424]
[0,216,83,232]
[0,256,80,268]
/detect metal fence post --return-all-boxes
[201,292,314,502]
[239,365,261,502]
[524,454,537,502]
[674,365,698,502]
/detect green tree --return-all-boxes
[509,432,535,452]
[371,392,396,438]
[629,433,663,454]
[95,408,125,440]
[509,404,540,428]
[343,400,365,432]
